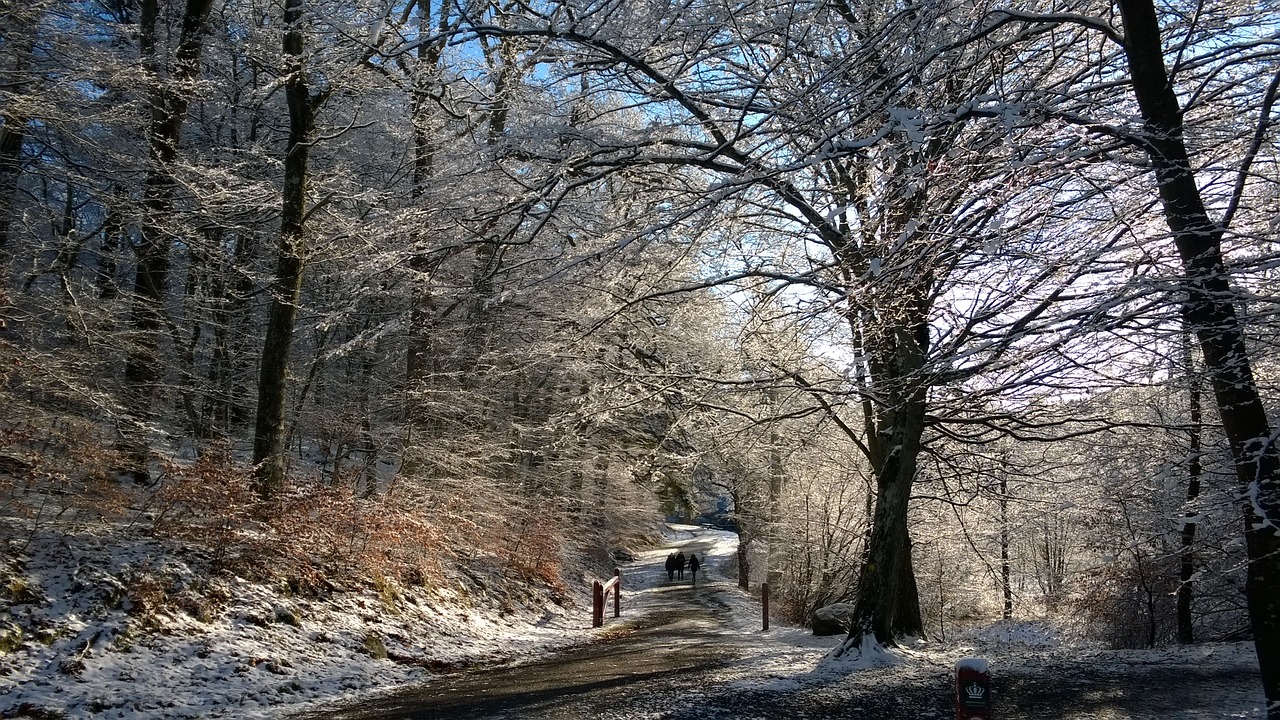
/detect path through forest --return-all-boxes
[297,534,751,719]
[296,528,1266,719]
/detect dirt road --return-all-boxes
[299,536,750,720]
[297,532,1265,720]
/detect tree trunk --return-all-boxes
[844,320,929,648]
[1000,471,1013,620]
[732,484,753,590]
[404,1,450,453]
[765,413,785,589]
[0,115,25,255]
[252,0,313,498]
[1178,325,1202,644]
[96,187,124,300]
[896,529,923,636]
[0,22,35,259]
[1117,0,1280,711]
[829,149,934,654]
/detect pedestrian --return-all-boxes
[675,550,686,580]
[688,553,700,582]
[665,553,676,581]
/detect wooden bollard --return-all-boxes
[592,569,622,628]
[592,580,604,627]
[612,568,621,618]
[762,582,770,631]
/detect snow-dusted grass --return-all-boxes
[0,514,601,719]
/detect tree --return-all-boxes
[121,0,216,476]
[1177,324,1204,644]
[1117,0,1280,704]
[967,0,1280,708]
[250,0,408,496]
[0,1,44,256]
[250,0,316,497]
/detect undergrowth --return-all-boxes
[149,451,451,596]
[0,391,621,631]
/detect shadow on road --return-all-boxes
[298,575,746,720]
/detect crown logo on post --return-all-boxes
[965,681,987,701]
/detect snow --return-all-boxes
[0,523,1269,718]
[977,620,1061,648]
[888,107,928,145]
[0,520,597,719]
[956,657,990,673]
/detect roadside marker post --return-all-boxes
[592,568,621,628]
[954,657,991,720]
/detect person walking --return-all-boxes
[665,553,676,581]
[688,553,701,582]
[675,551,686,580]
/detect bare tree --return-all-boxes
[120,0,216,476]
[966,0,1280,707]
[1118,0,1280,703]
[251,0,319,497]
[1177,322,1204,644]
[0,4,36,256]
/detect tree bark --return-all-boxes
[405,0,451,452]
[1116,0,1280,711]
[833,144,935,652]
[845,320,929,646]
[1178,325,1202,644]
[0,115,25,255]
[765,424,785,589]
[96,186,125,300]
[1000,471,1013,620]
[737,534,752,591]
[0,17,35,258]
[252,0,313,498]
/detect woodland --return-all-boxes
[1,0,1279,716]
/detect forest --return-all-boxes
[1,0,1278,715]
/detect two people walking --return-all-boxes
[665,551,684,580]
[664,550,701,582]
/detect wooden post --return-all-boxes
[593,571,622,628]
[762,582,770,631]
[612,568,621,618]
[592,580,604,627]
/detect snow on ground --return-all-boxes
[1,517,602,719]
[1,522,1270,718]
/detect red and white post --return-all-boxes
[954,657,991,720]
